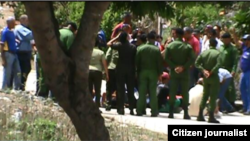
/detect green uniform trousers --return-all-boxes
[137,70,158,115]
[200,77,220,111]
[169,76,189,107]
[37,57,49,97]
[225,78,236,103]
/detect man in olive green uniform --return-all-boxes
[165,28,195,119]
[37,22,77,97]
[195,38,221,123]
[220,33,238,110]
[136,32,163,117]
[105,47,119,111]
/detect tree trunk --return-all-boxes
[23,2,110,140]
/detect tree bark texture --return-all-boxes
[23,2,110,140]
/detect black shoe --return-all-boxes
[117,109,125,115]
[105,105,112,111]
[168,106,174,119]
[239,109,246,113]
[136,113,143,116]
[142,110,146,115]
[151,113,158,117]
[243,111,250,115]
[183,105,191,119]
[208,111,220,123]
[197,108,206,122]
[130,110,134,115]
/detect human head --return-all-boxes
[66,22,78,34]
[147,31,156,43]
[171,27,177,39]
[156,35,163,43]
[209,38,218,48]
[6,16,15,29]
[213,25,221,37]
[161,72,170,84]
[19,14,29,26]
[119,31,128,44]
[242,34,250,47]
[197,78,203,85]
[175,28,184,39]
[205,25,213,34]
[136,34,147,46]
[122,12,132,24]
[207,29,216,39]
[221,32,231,45]
[131,29,138,39]
[193,29,200,39]
[183,27,193,40]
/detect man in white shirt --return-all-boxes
[201,29,223,52]
[218,68,235,113]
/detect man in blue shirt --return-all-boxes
[0,17,21,90]
[14,14,34,90]
[239,35,250,115]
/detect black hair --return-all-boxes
[175,28,184,37]
[221,32,231,39]
[156,35,163,40]
[208,29,217,37]
[209,38,218,47]
[119,32,128,44]
[183,27,193,33]
[214,25,221,31]
[137,34,147,43]
[147,31,156,40]
[131,30,138,39]
[171,27,178,31]
[67,22,78,31]
[150,30,157,35]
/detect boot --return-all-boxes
[197,108,206,121]
[130,109,134,115]
[168,106,174,118]
[208,111,220,123]
[105,104,112,111]
[183,106,191,120]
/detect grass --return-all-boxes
[0,92,167,141]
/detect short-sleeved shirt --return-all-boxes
[1,27,17,53]
[59,28,74,52]
[185,35,200,56]
[218,68,232,83]
[89,48,105,72]
[240,43,250,72]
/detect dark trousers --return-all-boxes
[116,69,136,111]
[17,51,32,90]
[88,70,103,107]
[106,69,117,106]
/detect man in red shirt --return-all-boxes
[111,12,132,39]
[184,27,200,56]
[184,27,201,89]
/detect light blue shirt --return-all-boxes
[218,68,232,83]
[14,24,33,52]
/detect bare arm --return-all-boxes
[107,32,120,47]
[102,58,109,81]
[232,28,242,48]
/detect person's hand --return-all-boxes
[203,70,210,78]
[2,60,6,67]
[175,66,184,74]
[231,72,235,77]
[106,74,109,82]
[15,39,20,44]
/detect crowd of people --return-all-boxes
[1,12,250,124]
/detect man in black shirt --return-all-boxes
[107,32,137,115]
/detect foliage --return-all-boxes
[232,2,250,36]
[13,2,25,19]
[111,2,175,20]
[54,2,85,27]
